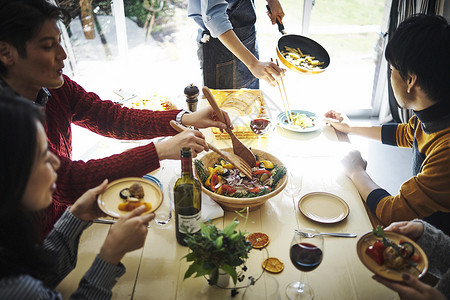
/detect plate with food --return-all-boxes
[276,110,320,133]
[98,177,163,218]
[298,192,349,223]
[357,227,428,282]
[123,94,177,111]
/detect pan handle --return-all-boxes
[266,5,285,35]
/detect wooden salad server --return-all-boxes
[169,120,252,179]
[202,86,257,167]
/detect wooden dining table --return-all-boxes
[56,103,398,299]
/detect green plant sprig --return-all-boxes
[183,219,252,285]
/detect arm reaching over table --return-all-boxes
[341,150,381,201]
[324,110,382,141]
[218,29,284,87]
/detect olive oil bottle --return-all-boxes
[174,147,202,246]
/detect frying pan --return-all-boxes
[267,6,330,74]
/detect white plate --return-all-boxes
[98,177,163,218]
[298,192,349,223]
[277,110,321,133]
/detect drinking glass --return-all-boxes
[249,106,272,148]
[143,174,173,227]
[284,170,303,197]
[242,274,281,300]
[286,229,324,300]
[153,181,173,226]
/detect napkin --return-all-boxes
[201,192,224,221]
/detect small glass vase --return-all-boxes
[208,269,230,288]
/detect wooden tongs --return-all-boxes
[202,87,257,167]
[169,120,253,179]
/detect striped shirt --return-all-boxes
[0,209,125,299]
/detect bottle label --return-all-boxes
[178,212,201,234]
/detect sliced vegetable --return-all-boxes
[259,160,274,170]
[120,188,131,200]
[399,241,415,258]
[365,241,386,265]
[210,173,219,192]
[259,173,270,182]
[205,166,226,186]
[221,184,236,196]
[249,186,271,194]
[219,158,234,169]
[252,169,271,177]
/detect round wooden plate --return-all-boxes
[356,231,428,282]
[298,192,349,223]
[97,177,163,218]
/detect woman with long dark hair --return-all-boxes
[0,92,155,299]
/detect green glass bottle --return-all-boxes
[174,147,202,246]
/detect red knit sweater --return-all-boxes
[40,75,180,235]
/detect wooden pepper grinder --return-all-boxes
[184,83,199,112]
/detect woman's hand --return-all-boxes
[323,110,352,134]
[249,61,285,87]
[69,179,108,222]
[99,206,155,265]
[266,0,285,25]
[384,221,424,240]
[155,129,209,159]
[181,107,233,131]
[373,274,446,300]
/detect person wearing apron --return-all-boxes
[188,0,285,89]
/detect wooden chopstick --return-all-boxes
[271,58,293,124]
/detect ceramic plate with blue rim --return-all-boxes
[276,109,321,133]
[142,174,163,190]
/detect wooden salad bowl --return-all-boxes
[195,148,288,212]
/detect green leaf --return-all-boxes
[221,264,238,284]
[215,235,223,249]
[183,252,196,262]
[184,262,204,279]
[372,225,385,238]
[223,219,238,236]
[230,232,240,241]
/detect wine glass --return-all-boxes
[249,106,272,148]
[286,229,324,300]
[284,170,303,198]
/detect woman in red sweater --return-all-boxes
[0,0,231,235]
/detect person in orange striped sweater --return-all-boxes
[324,14,450,235]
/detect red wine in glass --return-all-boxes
[290,242,323,272]
[250,118,271,135]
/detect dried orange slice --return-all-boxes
[262,257,284,273]
[247,232,270,249]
